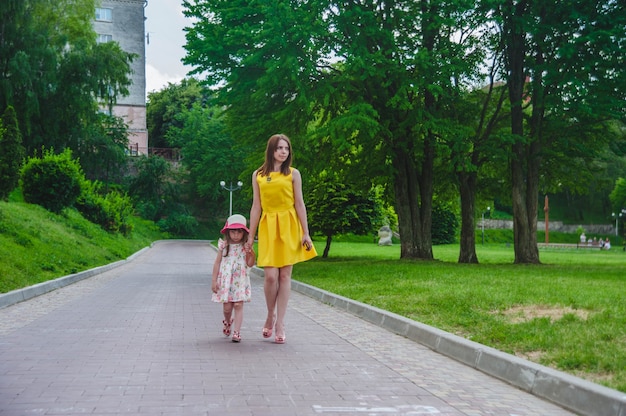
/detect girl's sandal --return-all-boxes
[232,331,241,343]
[222,319,233,337]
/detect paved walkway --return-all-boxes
[0,240,586,415]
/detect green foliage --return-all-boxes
[0,106,25,200]
[432,205,458,245]
[75,180,134,235]
[20,148,84,213]
[126,155,172,221]
[0,0,135,156]
[157,212,200,236]
[126,155,195,235]
[308,172,384,256]
[609,178,626,212]
[171,103,250,216]
[79,113,130,184]
[0,199,166,294]
[146,78,209,148]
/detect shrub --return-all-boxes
[432,205,458,244]
[20,148,83,213]
[0,106,25,200]
[75,180,134,235]
[157,212,199,236]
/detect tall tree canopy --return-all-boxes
[183,0,484,260]
[182,0,625,263]
[0,0,135,156]
[493,0,626,263]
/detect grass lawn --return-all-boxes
[293,241,626,393]
[0,200,167,293]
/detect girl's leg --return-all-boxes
[222,303,233,336]
[232,301,244,332]
[263,267,279,334]
[231,301,243,342]
[274,265,293,343]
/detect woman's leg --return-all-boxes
[263,267,279,332]
[274,265,293,342]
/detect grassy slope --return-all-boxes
[0,200,168,293]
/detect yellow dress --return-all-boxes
[256,168,317,267]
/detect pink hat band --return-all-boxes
[221,214,250,234]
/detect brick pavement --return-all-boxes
[0,240,581,415]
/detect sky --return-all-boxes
[144,1,195,95]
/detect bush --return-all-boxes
[20,148,83,213]
[75,180,134,236]
[157,212,199,236]
[0,106,25,200]
[432,205,458,244]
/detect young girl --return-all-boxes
[211,214,255,342]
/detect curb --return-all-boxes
[251,265,626,416]
[0,244,153,310]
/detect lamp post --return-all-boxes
[220,180,243,216]
[482,206,490,245]
[612,212,619,237]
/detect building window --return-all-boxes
[95,8,112,22]
[97,34,113,43]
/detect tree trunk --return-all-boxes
[393,138,434,260]
[505,0,540,264]
[458,171,478,263]
[322,234,332,258]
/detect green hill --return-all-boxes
[0,200,168,294]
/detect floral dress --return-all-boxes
[211,239,251,303]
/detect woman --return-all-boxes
[246,134,317,344]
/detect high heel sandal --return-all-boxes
[262,316,275,339]
[274,325,286,344]
[231,331,241,343]
[222,319,233,337]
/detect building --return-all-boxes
[93,0,148,155]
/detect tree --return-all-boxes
[146,78,209,149]
[126,155,188,224]
[79,113,130,187]
[609,178,626,214]
[0,0,135,157]
[445,81,511,263]
[493,0,626,263]
[0,106,25,200]
[168,103,251,217]
[308,172,383,257]
[182,0,483,260]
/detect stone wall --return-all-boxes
[478,219,614,235]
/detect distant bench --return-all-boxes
[577,242,603,249]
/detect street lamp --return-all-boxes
[612,212,619,237]
[482,206,490,245]
[220,180,243,216]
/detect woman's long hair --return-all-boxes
[257,134,292,177]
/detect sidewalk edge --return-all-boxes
[267,270,626,416]
[0,244,154,309]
